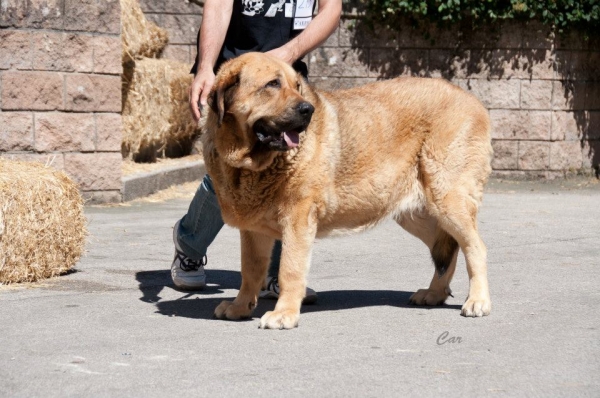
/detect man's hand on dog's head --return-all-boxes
[266,46,296,65]
[189,68,216,122]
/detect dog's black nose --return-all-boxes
[297,102,315,116]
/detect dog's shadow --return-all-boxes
[136,270,462,321]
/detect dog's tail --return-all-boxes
[431,229,459,277]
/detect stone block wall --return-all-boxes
[139,0,201,65]
[1,0,123,203]
[147,0,599,179]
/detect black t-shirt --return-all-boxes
[191,0,313,76]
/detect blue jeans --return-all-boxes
[176,174,281,278]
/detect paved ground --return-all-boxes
[1,179,599,397]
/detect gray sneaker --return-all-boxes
[171,220,207,290]
[260,276,318,304]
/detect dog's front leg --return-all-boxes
[214,230,273,320]
[260,203,317,330]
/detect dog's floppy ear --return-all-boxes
[209,63,241,127]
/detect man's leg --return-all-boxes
[267,240,282,278]
[261,240,318,304]
[171,174,224,290]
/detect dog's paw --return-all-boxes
[409,288,449,306]
[214,300,254,320]
[259,310,299,330]
[461,296,491,317]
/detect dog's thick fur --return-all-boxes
[203,53,493,329]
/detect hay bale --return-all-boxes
[0,160,87,284]
[122,58,201,162]
[121,0,168,62]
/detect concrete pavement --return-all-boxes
[1,179,599,397]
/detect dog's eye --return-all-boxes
[266,79,281,89]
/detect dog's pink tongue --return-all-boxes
[283,131,300,148]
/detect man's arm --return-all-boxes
[267,0,342,64]
[189,0,234,122]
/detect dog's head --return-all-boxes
[205,53,315,170]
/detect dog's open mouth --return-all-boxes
[255,130,300,149]
[253,120,307,151]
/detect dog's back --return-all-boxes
[306,77,492,236]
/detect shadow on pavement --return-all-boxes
[135,269,241,304]
[151,289,462,321]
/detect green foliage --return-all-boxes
[363,0,600,33]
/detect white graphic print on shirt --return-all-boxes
[242,0,265,16]
[242,0,289,17]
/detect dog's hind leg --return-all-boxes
[398,212,459,306]
[434,190,491,317]
[214,230,273,320]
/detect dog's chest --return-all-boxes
[217,168,283,228]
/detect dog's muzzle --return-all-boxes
[253,102,314,151]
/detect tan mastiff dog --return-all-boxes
[202,52,493,329]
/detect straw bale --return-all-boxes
[121,0,169,62]
[0,159,87,284]
[122,58,201,162]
